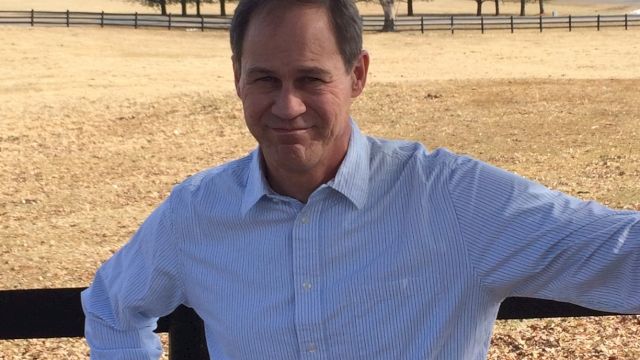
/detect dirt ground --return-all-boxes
[1,1,640,359]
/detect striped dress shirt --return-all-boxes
[82,121,640,359]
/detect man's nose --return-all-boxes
[271,85,306,120]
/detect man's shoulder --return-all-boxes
[366,135,461,169]
[172,152,254,198]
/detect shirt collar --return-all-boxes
[240,119,370,215]
[240,149,271,216]
[327,120,370,209]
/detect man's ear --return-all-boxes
[350,50,370,98]
[232,55,242,98]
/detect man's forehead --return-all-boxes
[240,6,342,65]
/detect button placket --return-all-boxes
[302,281,312,291]
[306,342,318,353]
[292,203,326,359]
[300,214,309,224]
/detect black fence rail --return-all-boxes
[0,287,631,359]
[0,10,230,31]
[0,288,209,358]
[362,13,640,33]
[0,10,639,32]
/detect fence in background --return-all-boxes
[0,10,639,33]
[0,287,631,359]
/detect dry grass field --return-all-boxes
[1,0,640,359]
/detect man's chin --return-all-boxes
[265,145,317,171]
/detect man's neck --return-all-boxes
[265,161,339,203]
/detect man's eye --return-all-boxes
[304,77,322,83]
[250,75,278,84]
[253,76,276,83]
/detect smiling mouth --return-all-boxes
[271,127,310,134]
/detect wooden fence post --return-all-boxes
[31,9,34,26]
[101,11,104,28]
[201,16,204,32]
[450,16,454,34]
[135,12,138,29]
[597,14,600,31]
[168,13,172,30]
[510,15,514,33]
[625,14,628,30]
[66,10,70,27]
[168,306,209,359]
[569,14,572,31]
[539,15,543,32]
[481,15,484,34]
[420,16,424,34]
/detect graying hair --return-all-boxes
[230,0,363,71]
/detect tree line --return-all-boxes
[472,0,545,17]
[377,0,546,31]
[136,0,546,32]
[141,0,228,16]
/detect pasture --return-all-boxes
[1,3,640,359]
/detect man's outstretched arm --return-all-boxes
[81,197,185,359]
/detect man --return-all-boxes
[82,0,640,358]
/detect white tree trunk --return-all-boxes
[379,0,395,32]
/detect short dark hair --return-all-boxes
[230,0,363,71]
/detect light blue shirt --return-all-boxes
[82,121,640,359]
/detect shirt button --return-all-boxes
[306,342,317,353]
[300,216,309,224]
[302,281,312,291]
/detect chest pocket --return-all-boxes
[326,275,445,359]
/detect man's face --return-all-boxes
[234,4,368,180]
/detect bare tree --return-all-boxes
[407,0,413,16]
[159,0,167,15]
[379,0,395,31]
[494,0,500,15]
[539,0,545,14]
[180,0,187,15]
[134,0,225,16]
[520,0,525,16]
[474,0,487,16]
[137,0,167,15]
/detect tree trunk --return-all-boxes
[476,0,483,16]
[181,0,187,16]
[220,0,226,16]
[520,0,526,16]
[379,0,395,32]
[539,0,545,14]
[196,0,201,16]
[407,0,413,16]
[160,0,167,15]
[495,0,500,15]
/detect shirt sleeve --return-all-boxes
[81,194,186,359]
[446,154,640,313]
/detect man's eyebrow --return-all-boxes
[297,66,332,78]
[245,66,333,78]
[245,66,274,76]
